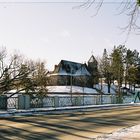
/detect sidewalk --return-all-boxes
[0,103,140,117]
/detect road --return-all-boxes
[0,105,140,140]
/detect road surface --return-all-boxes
[0,105,140,140]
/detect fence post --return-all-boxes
[110,95,113,104]
[18,95,30,109]
[0,95,7,110]
[109,95,115,104]
[54,96,59,108]
[96,95,100,105]
[76,96,82,106]
[25,95,30,109]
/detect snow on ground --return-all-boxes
[5,86,99,97]
[47,86,98,94]
[48,84,140,95]
[95,84,117,94]
[96,124,140,140]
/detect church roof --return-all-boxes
[88,55,97,64]
[52,60,91,76]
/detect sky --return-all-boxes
[0,0,139,70]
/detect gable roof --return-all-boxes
[53,60,91,76]
[88,55,97,64]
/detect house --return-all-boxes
[47,56,98,88]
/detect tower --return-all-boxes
[87,55,98,86]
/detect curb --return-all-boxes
[0,103,140,117]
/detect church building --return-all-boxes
[47,55,98,88]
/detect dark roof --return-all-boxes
[53,60,91,76]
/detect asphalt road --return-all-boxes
[1,105,140,140]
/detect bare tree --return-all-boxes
[0,48,37,97]
[79,0,140,34]
[0,47,49,100]
[31,60,48,97]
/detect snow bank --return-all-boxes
[96,124,140,140]
[47,86,98,94]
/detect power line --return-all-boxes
[0,1,136,4]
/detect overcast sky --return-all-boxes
[0,0,139,70]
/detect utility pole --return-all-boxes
[70,69,73,105]
[70,70,73,93]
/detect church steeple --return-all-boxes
[87,54,98,85]
[88,55,97,64]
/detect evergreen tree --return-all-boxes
[110,45,126,95]
[133,49,140,66]
[100,49,112,93]
[125,49,140,89]
[125,49,134,87]
[128,66,138,91]
[136,65,140,85]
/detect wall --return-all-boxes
[48,75,91,87]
